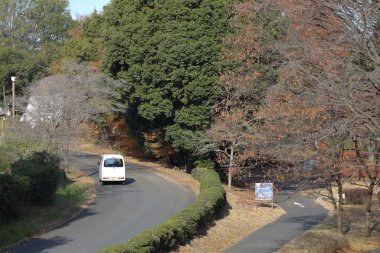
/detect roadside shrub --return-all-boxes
[97,168,226,253]
[194,159,215,170]
[278,230,349,253]
[11,151,63,206]
[343,188,367,205]
[0,175,29,223]
[0,145,19,173]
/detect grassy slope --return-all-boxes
[0,168,95,250]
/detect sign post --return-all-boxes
[11,76,16,127]
[255,183,274,209]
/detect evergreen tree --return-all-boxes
[61,11,105,63]
[102,0,231,161]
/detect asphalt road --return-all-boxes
[223,192,328,253]
[5,153,195,253]
[366,248,380,253]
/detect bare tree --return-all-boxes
[22,62,118,178]
[267,0,380,235]
[202,0,287,188]
[206,110,250,188]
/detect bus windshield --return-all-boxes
[104,158,124,167]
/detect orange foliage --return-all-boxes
[109,117,145,157]
[67,26,83,39]
[278,0,349,84]
[50,60,65,74]
[143,131,175,160]
[86,115,146,158]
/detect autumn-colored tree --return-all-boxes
[205,0,288,188]
[259,0,380,235]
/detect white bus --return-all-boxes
[99,154,126,184]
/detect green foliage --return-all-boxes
[102,0,232,154]
[0,171,95,250]
[97,167,225,253]
[12,151,63,206]
[62,12,105,63]
[0,0,71,49]
[0,146,15,173]
[0,175,29,223]
[0,130,46,173]
[194,158,215,170]
[165,125,203,152]
[0,0,72,93]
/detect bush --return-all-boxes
[97,168,226,253]
[0,174,29,223]
[278,230,349,253]
[194,159,215,170]
[11,151,63,206]
[0,145,19,173]
[343,188,368,205]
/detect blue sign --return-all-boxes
[255,183,273,201]
[304,160,313,170]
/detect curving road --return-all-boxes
[5,153,195,253]
[223,193,328,253]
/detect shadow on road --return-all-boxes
[279,214,327,231]
[100,178,136,186]
[7,237,71,253]
[124,178,135,185]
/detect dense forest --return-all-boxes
[0,0,379,244]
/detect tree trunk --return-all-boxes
[337,202,344,234]
[365,140,376,237]
[64,154,69,179]
[336,180,344,234]
[327,182,338,210]
[366,183,374,237]
[63,122,71,180]
[227,145,235,189]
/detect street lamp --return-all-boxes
[11,76,16,126]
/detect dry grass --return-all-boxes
[278,187,380,253]
[173,187,285,253]
[74,141,286,253]
[64,167,97,208]
[277,230,349,253]
[317,203,380,252]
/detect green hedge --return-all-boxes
[0,175,29,223]
[11,151,63,206]
[97,168,226,253]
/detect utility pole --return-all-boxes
[3,80,5,110]
[11,76,16,127]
